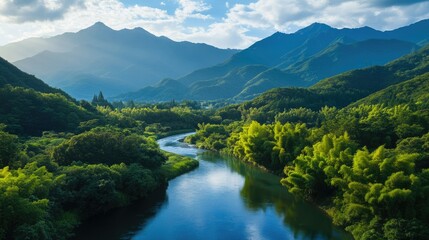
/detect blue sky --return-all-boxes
[1,0,429,49]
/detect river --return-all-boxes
[74,133,352,240]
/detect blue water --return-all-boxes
[74,133,352,240]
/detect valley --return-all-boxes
[0,10,428,240]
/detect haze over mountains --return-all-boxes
[225,43,429,124]
[0,22,237,99]
[1,20,429,102]
[118,19,429,102]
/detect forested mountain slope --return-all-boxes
[0,57,65,95]
[185,34,429,240]
[216,43,429,122]
[350,72,429,108]
[0,57,98,135]
[0,22,237,99]
[121,20,429,102]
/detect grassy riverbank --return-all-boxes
[160,152,199,180]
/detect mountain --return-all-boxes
[181,20,429,86]
[284,39,418,84]
[0,57,65,95]
[0,22,237,99]
[120,19,429,102]
[0,56,98,135]
[219,43,429,122]
[350,72,429,108]
[311,43,429,100]
[117,78,188,102]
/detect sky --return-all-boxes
[1,0,429,49]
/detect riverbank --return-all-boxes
[155,129,195,139]
[74,133,352,239]
[158,131,200,180]
[160,152,199,180]
[183,131,352,237]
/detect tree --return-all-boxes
[0,128,19,168]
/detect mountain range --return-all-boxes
[1,32,428,134]
[0,56,97,135]
[0,22,237,99]
[117,19,429,102]
[2,20,429,102]
[226,43,429,123]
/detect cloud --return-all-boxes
[175,0,212,21]
[220,0,429,34]
[177,22,260,49]
[0,0,85,22]
[1,0,429,49]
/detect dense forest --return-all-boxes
[0,57,204,239]
[1,31,429,240]
[185,46,429,239]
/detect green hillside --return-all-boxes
[185,35,429,240]
[0,57,98,135]
[0,57,65,95]
[285,39,418,84]
[119,21,428,102]
[311,44,429,105]
[351,72,429,108]
[218,43,429,122]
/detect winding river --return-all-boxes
[74,133,352,240]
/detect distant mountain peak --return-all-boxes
[306,22,333,30]
[309,22,332,28]
[129,26,153,36]
[84,21,113,32]
[92,21,108,28]
[297,22,334,35]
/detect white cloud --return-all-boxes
[1,0,429,49]
[0,0,85,22]
[221,0,429,34]
[175,0,212,20]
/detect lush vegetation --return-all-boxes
[189,102,429,239]
[0,123,200,240]
[185,48,429,239]
[0,125,176,239]
[0,58,204,239]
[120,20,429,102]
[0,57,66,95]
[2,29,429,240]
[0,86,97,135]
[206,45,429,124]
[160,152,199,180]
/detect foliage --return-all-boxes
[0,57,66,95]
[56,163,163,217]
[0,128,20,168]
[98,105,215,133]
[184,123,230,151]
[0,163,77,240]
[190,68,429,239]
[52,127,166,168]
[320,104,428,149]
[0,86,97,135]
[229,121,310,172]
[160,152,199,180]
[91,91,112,108]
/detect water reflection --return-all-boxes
[74,133,352,240]
[200,151,352,240]
[73,189,168,240]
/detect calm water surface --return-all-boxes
[74,133,352,240]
